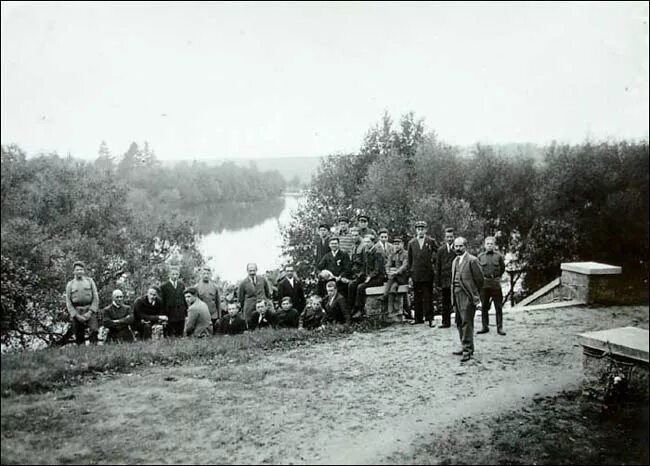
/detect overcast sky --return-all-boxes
[1,1,648,160]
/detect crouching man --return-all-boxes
[133,286,168,340]
[299,295,326,330]
[183,287,213,338]
[102,289,134,343]
[218,302,247,335]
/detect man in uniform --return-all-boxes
[65,261,100,345]
[406,221,437,327]
[101,289,134,343]
[436,227,456,328]
[451,237,484,362]
[477,236,507,335]
[195,265,221,334]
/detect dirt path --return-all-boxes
[1,305,648,464]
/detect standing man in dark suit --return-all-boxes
[451,237,484,362]
[276,264,306,314]
[317,237,352,298]
[407,220,438,327]
[160,266,187,337]
[315,223,332,266]
[436,227,456,328]
[477,236,507,335]
[237,262,271,327]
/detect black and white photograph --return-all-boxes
[1,2,648,464]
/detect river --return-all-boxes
[197,194,303,284]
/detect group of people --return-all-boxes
[65,261,310,344]
[65,214,506,362]
[312,215,506,361]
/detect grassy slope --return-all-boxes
[1,323,384,397]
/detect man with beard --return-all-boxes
[451,237,484,362]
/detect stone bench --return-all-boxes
[577,326,649,400]
[364,284,409,322]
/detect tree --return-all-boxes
[117,142,140,178]
[94,140,114,173]
[1,144,27,216]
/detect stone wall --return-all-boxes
[582,349,649,401]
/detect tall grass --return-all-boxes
[1,320,388,397]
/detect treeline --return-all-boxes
[282,112,649,299]
[0,142,284,350]
[100,141,286,208]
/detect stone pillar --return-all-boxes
[560,262,622,304]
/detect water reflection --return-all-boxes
[198,195,301,284]
[191,198,285,235]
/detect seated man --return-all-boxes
[183,286,212,338]
[299,295,326,330]
[354,237,387,318]
[101,289,135,343]
[323,279,351,325]
[132,286,168,340]
[249,299,273,331]
[218,302,247,335]
[273,296,300,329]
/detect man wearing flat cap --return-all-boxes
[384,236,410,317]
[406,220,438,327]
[337,216,354,256]
[356,214,377,244]
[315,223,331,266]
